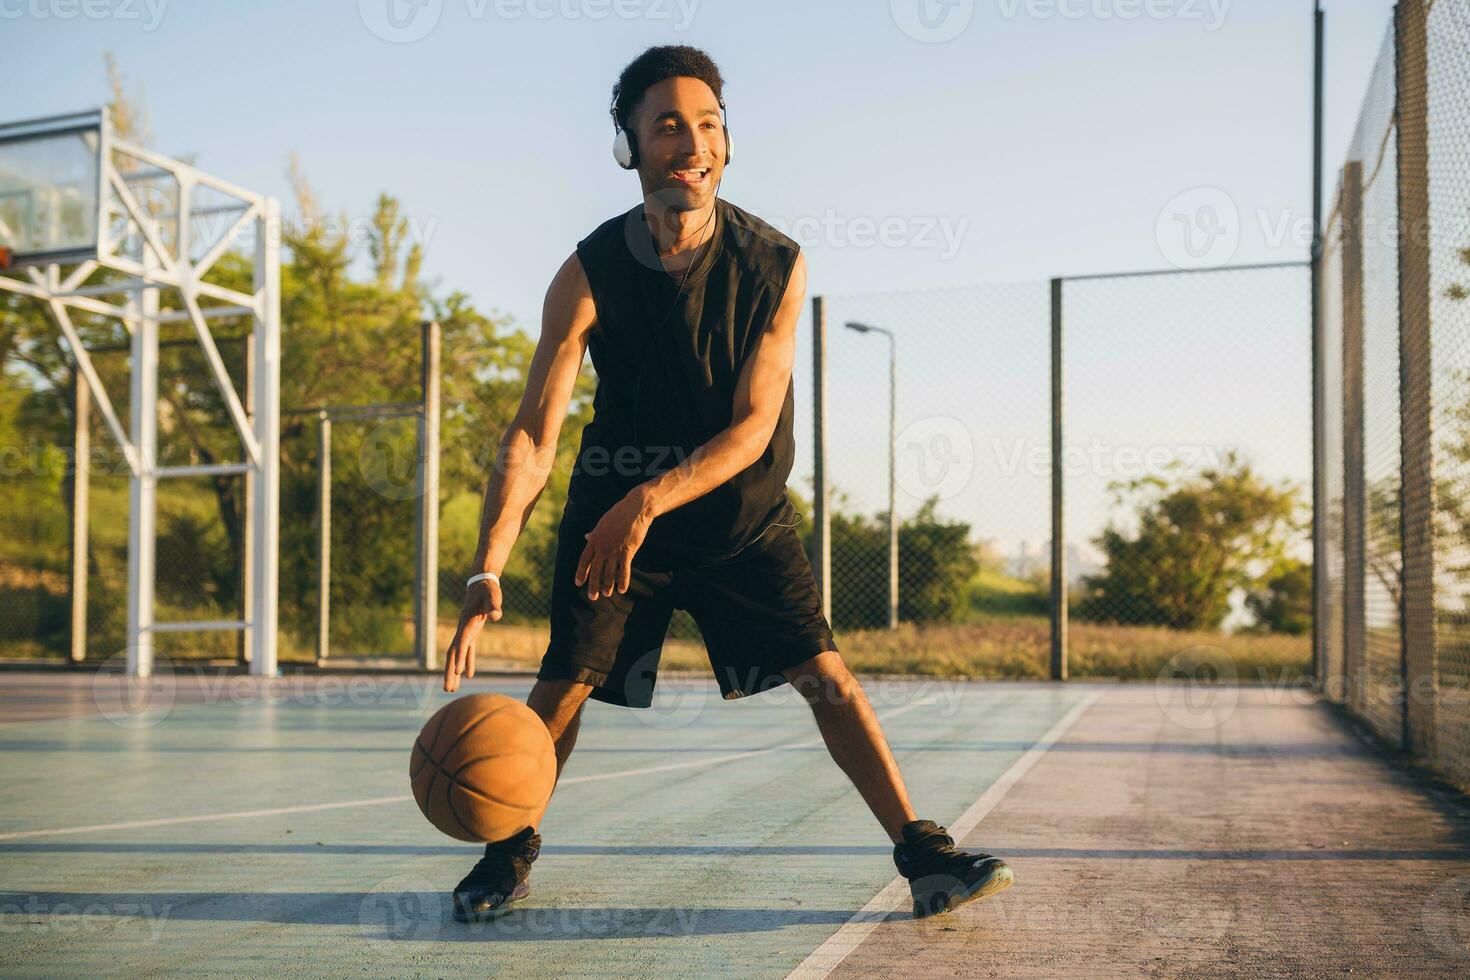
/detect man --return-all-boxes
[441,44,1012,922]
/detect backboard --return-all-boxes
[0,109,105,270]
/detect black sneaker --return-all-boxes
[451,826,541,922]
[893,819,1014,918]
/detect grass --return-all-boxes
[658,616,1309,683]
[965,568,1050,619]
[413,612,1308,684]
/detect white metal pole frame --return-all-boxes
[0,108,283,677]
[126,211,160,677]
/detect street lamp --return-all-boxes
[844,321,898,630]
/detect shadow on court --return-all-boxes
[0,843,893,856]
[6,842,1470,861]
[1,892,859,938]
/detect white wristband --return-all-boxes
[466,572,499,589]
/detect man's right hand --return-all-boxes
[444,578,504,693]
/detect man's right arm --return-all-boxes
[469,251,597,580]
[445,251,596,692]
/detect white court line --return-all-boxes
[0,796,413,842]
[0,699,938,842]
[786,690,1103,980]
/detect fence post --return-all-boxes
[1341,161,1366,714]
[69,367,89,664]
[316,412,332,665]
[1050,278,1067,681]
[811,295,832,625]
[887,330,898,631]
[1310,0,1326,684]
[1395,0,1436,757]
[414,320,442,671]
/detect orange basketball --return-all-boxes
[410,693,557,843]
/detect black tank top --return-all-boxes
[568,197,803,565]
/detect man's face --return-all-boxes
[630,76,726,212]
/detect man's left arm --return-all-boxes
[575,251,808,600]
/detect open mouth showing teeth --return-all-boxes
[671,169,709,184]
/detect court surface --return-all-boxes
[2,671,1469,977]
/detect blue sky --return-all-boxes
[3,0,1400,561]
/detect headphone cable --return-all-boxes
[632,170,724,453]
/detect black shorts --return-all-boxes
[536,496,839,708]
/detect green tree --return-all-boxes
[822,491,979,630]
[1077,450,1306,632]
[1245,557,1312,635]
[899,496,980,623]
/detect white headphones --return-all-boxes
[612,94,733,170]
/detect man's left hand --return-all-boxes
[575,490,653,600]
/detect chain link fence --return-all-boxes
[1061,266,1313,672]
[79,333,251,666]
[277,320,451,667]
[6,274,1315,683]
[809,269,1312,678]
[0,289,587,671]
[0,311,78,660]
[1424,0,1470,783]
[1319,0,1470,787]
[0,311,253,664]
[0,311,439,668]
[280,407,423,664]
[147,335,249,664]
[808,285,1052,670]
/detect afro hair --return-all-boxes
[611,45,726,130]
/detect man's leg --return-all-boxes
[527,677,593,783]
[782,651,916,843]
[782,650,1014,917]
[453,678,591,922]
